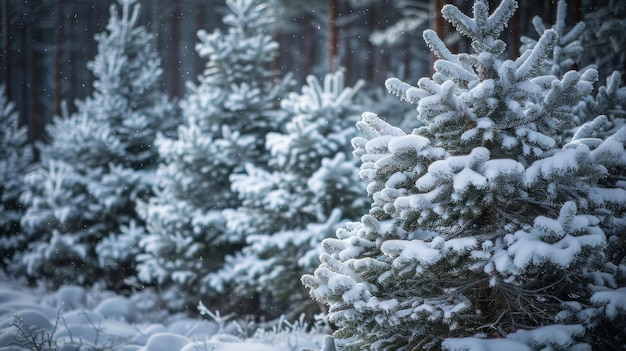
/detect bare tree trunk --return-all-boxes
[570,0,582,71]
[344,29,353,83]
[433,0,446,40]
[2,0,11,100]
[304,17,315,80]
[170,0,181,98]
[572,0,582,23]
[327,0,339,72]
[53,0,64,117]
[542,0,556,25]
[431,0,447,74]
[26,1,44,142]
[68,3,79,111]
[365,2,377,82]
[509,6,519,59]
[194,1,204,78]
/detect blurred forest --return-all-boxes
[0,0,619,145]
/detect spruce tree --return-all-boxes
[520,0,587,78]
[208,70,368,318]
[580,0,626,83]
[302,0,626,350]
[136,0,291,312]
[19,0,176,288]
[522,0,626,146]
[0,85,33,273]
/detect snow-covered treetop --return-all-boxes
[74,0,175,168]
[223,0,274,31]
[521,0,587,77]
[386,0,597,163]
[195,0,279,88]
[280,70,362,119]
[184,0,287,137]
[438,0,517,56]
[269,70,363,174]
[88,0,162,108]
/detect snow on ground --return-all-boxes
[0,276,327,351]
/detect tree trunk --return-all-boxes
[28,2,44,142]
[327,0,339,72]
[342,1,352,82]
[365,2,377,82]
[1,0,10,101]
[53,0,64,117]
[170,0,181,98]
[194,1,204,79]
[432,0,447,74]
[304,16,315,80]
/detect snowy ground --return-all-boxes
[0,276,327,351]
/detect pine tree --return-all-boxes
[302,0,626,350]
[207,70,368,318]
[0,85,33,273]
[19,0,176,288]
[136,0,291,312]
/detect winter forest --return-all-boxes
[1,0,626,350]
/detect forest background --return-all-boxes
[3,0,617,145]
[1,0,626,350]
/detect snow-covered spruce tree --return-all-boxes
[303,0,626,350]
[137,0,291,312]
[0,85,33,273]
[19,0,176,288]
[208,70,368,318]
[580,0,626,83]
[520,0,587,78]
[523,0,626,145]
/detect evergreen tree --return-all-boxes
[302,0,626,350]
[522,0,626,144]
[580,0,626,83]
[19,0,176,288]
[520,0,587,78]
[136,0,291,312]
[208,70,368,318]
[0,85,33,273]
[368,0,430,61]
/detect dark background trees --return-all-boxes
[0,0,622,145]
